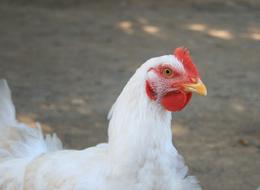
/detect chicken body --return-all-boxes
[0,54,202,190]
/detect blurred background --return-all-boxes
[0,0,259,189]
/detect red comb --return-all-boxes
[174,47,199,78]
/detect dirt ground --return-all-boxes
[0,0,259,189]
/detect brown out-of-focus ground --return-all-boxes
[0,0,259,189]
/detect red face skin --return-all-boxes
[146,47,200,112]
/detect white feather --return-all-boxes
[0,79,63,189]
[0,55,201,190]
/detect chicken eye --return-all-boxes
[162,68,174,77]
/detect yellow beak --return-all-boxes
[183,79,207,96]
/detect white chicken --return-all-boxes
[0,47,207,190]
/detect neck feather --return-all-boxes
[107,67,174,157]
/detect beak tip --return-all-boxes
[200,85,207,96]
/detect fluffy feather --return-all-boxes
[0,54,202,190]
[0,80,62,190]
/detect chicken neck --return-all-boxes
[107,67,177,164]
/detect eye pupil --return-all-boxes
[163,68,173,77]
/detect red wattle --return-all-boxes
[161,91,192,112]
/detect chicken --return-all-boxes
[0,47,207,190]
